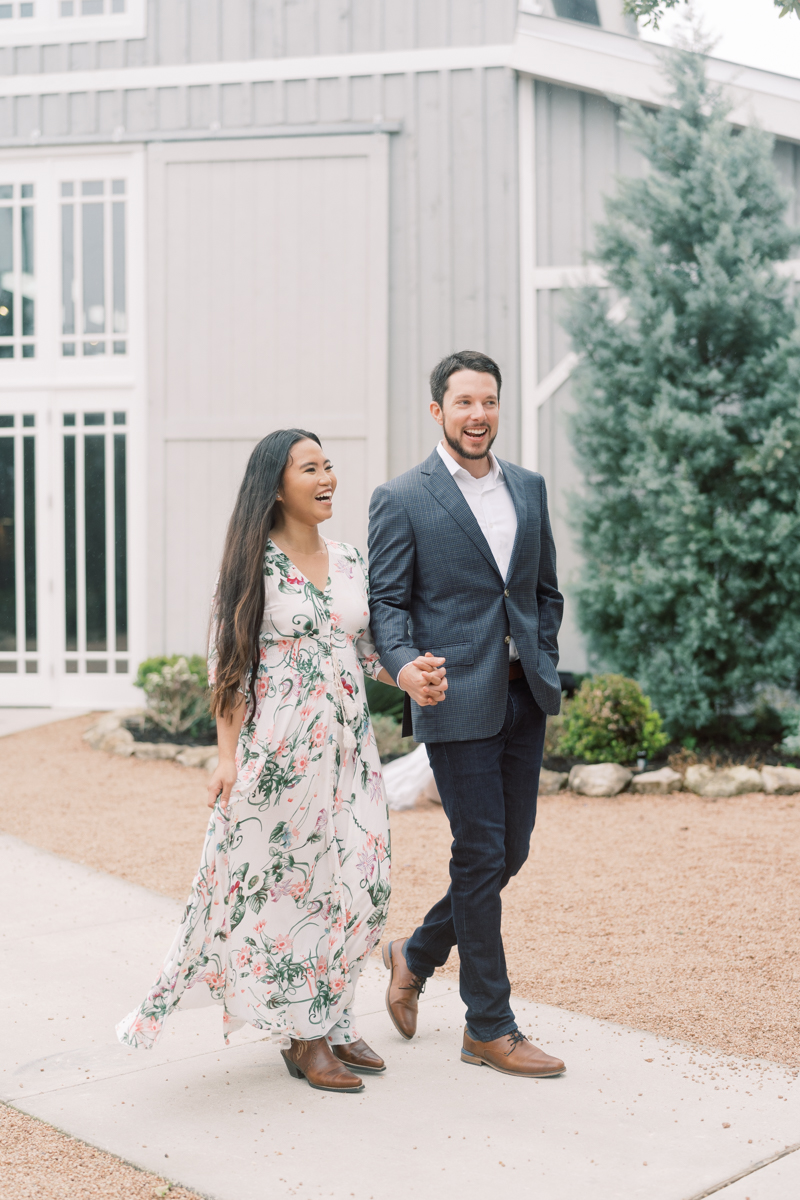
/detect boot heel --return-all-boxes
[461,1049,483,1066]
[281,1050,304,1080]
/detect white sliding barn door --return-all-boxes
[147,135,389,657]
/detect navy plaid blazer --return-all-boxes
[367,447,564,743]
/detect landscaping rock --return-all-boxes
[539,769,568,795]
[98,728,135,757]
[175,746,218,770]
[132,743,182,761]
[684,764,763,798]
[82,713,123,749]
[630,766,683,795]
[761,765,800,796]
[568,763,632,797]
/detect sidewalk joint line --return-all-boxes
[683,1142,800,1200]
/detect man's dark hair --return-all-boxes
[429,350,502,409]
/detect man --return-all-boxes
[368,349,566,1078]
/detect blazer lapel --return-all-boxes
[420,451,502,578]
[500,460,529,583]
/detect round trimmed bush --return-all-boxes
[559,674,668,764]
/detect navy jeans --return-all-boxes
[404,678,547,1042]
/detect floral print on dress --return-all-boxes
[117,540,390,1051]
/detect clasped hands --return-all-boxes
[398,652,448,708]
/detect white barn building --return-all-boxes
[1,0,799,707]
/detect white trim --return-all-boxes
[533,264,608,290]
[533,261,800,290]
[534,352,579,410]
[0,42,512,99]
[517,74,538,473]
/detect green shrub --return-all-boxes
[371,714,416,763]
[559,674,668,764]
[134,655,214,739]
[365,676,405,720]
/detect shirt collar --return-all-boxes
[436,440,502,483]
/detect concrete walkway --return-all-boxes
[1,832,798,1200]
[0,707,90,738]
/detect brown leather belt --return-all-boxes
[509,660,524,682]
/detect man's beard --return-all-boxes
[443,418,496,461]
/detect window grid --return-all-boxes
[0,183,35,360]
[0,414,38,676]
[61,179,127,359]
[62,411,129,676]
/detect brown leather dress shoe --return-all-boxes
[461,1028,566,1077]
[382,938,426,1040]
[281,1037,365,1093]
[331,1038,386,1074]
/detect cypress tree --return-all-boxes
[566,51,800,735]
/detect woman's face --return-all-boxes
[277,438,337,527]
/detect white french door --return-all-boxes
[0,146,145,707]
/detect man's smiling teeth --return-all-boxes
[464,428,487,439]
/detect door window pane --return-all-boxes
[64,435,77,651]
[112,200,126,333]
[0,437,15,652]
[0,206,13,339]
[23,434,35,651]
[82,202,104,334]
[61,178,128,357]
[84,434,106,651]
[21,204,34,337]
[114,432,127,651]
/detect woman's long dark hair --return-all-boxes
[210,429,321,720]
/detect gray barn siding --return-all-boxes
[386,65,520,477]
[0,0,519,77]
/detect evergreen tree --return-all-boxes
[566,51,800,735]
[624,1,800,27]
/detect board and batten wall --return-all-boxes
[146,133,389,657]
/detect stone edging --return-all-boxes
[540,762,800,798]
[83,710,218,772]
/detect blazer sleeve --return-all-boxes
[367,483,421,684]
[536,475,564,669]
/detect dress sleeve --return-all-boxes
[354,549,384,681]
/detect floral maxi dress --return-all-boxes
[117,540,391,1050]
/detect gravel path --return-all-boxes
[2,714,798,1077]
[0,1103,204,1200]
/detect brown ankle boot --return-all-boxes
[281,1037,365,1092]
[382,938,426,1040]
[331,1038,386,1074]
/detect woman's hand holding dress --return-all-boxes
[207,697,245,810]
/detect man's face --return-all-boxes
[431,369,500,461]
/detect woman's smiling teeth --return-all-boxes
[315,491,332,503]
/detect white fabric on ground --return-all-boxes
[383,743,435,810]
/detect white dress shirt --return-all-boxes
[397,443,519,690]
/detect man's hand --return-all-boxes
[398,652,448,707]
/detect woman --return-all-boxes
[117,429,404,1094]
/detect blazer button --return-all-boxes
[504,588,510,597]
[504,635,511,644]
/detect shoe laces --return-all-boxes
[401,974,426,999]
[505,1029,528,1056]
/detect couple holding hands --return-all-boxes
[118,350,566,1091]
